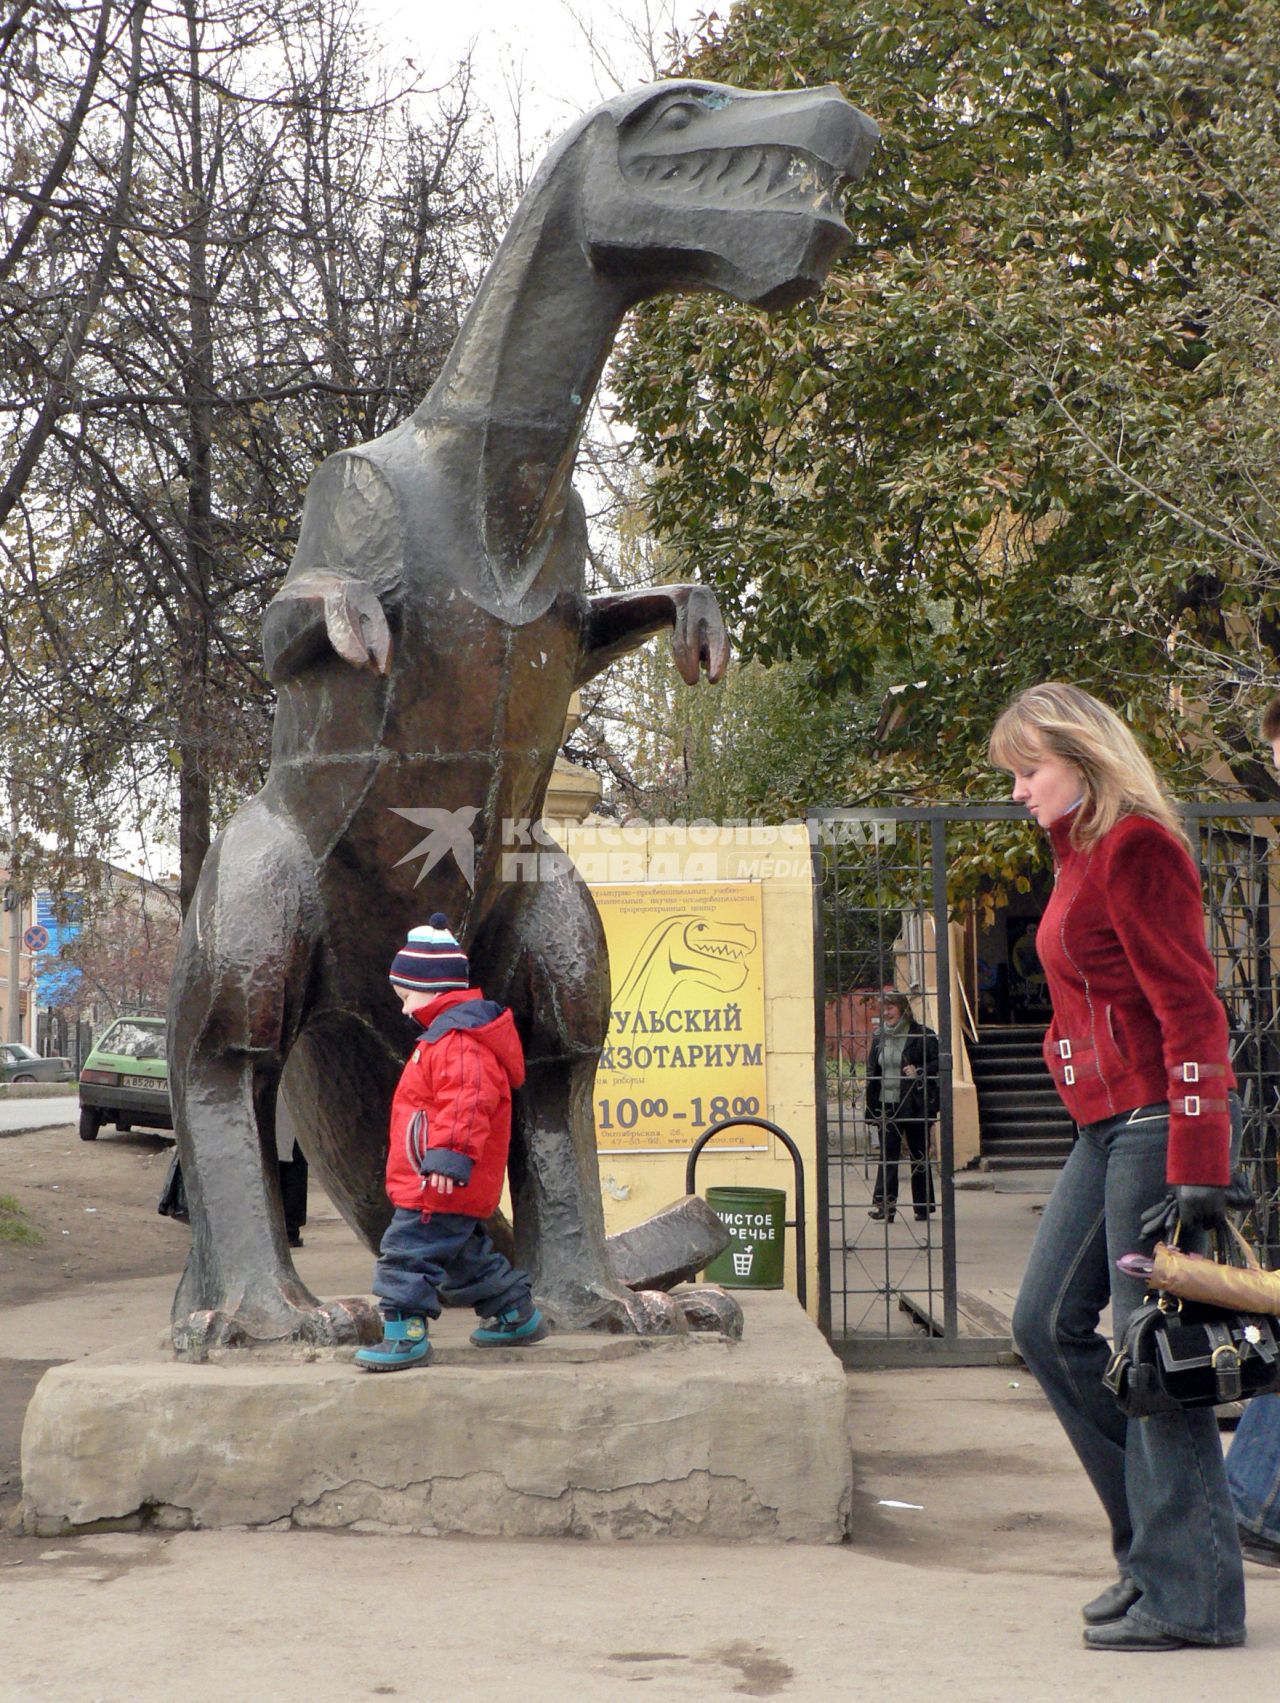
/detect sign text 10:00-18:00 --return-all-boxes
[596,1093,762,1133]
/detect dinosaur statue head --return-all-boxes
[580,80,879,309]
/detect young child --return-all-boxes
[354,914,545,1371]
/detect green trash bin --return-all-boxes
[704,1186,787,1289]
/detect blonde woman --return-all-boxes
[991,683,1244,1651]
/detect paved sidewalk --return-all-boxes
[3,1171,1279,1699]
[0,1095,80,1136]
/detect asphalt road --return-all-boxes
[0,1096,78,1135]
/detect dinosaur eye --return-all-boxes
[659,102,699,131]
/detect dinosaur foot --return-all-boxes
[671,1284,744,1339]
[537,1277,743,1338]
[533,1276,685,1336]
[172,1295,383,1362]
[600,1285,690,1336]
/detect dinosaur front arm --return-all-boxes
[579,585,730,687]
[262,572,392,684]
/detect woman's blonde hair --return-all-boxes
[988,682,1188,851]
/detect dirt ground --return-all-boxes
[0,1122,190,1520]
[4,1122,1280,1699]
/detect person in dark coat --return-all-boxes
[865,992,939,1223]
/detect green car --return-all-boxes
[78,1014,171,1142]
[0,1041,73,1083]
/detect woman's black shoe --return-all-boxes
[1083,1618,1188,1652]
[1082,1576,1140,1625]
[1240,1529,1280,1569]
[868,1205,895,1222]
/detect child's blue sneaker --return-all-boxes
[353,1309,433,1372]
[470,1301,548,1347]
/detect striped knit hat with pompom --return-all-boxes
[389,914,470,993]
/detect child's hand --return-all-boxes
[427,1172,455,1197]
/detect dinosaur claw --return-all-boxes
[172,1296,384,1361]
[671,586,729,685]
[323,581,392,673]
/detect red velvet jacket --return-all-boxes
[384,988,526,1219]
[1037,811,1233,1186]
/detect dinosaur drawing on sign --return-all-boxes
[612,915,757,1017]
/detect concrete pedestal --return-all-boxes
[20,1291,851,1542]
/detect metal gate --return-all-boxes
[1193,806,1280,1268]
[811,803,1280,1367]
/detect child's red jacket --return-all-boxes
[1037,812,1234,1186]
[384,988,526,1218]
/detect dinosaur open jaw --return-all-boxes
[629,144,849,220]
[690,938,751,963]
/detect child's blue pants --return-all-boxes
[372,1207,531,1319]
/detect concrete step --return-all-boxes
[971,1056,1049,1075]
[973,1089,1062,1117]
[982,1117,1072,1133]
[984,1148,1073,1170]
[982,1120,1075,1143]
[973,1026,1070,1172]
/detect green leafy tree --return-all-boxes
[616,0,1280,808]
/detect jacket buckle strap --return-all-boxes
[1058,1039,1072,1060]
[1172,1095,1228,1118]
[1174,1061,1223,1083]
[1063,1064,1075,1086]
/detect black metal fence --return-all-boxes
[811,803,1280,1367]
[36,1009,93,1071]
[1191,806,1280,1268]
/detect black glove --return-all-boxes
[1139,1191,1178,1243]
[1174,1185,1228,1243]
[1139,1173,1250,1246]
[1226,1170,1257,1212]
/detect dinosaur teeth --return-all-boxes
[709,148,765,196]
[764,152,793,195]
[740,154,768,193]
[629,145,841,214]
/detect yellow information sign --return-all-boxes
[592,883,767,1152]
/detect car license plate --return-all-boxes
[121,1074,163,1091]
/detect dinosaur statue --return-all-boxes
[167,78,878,1352]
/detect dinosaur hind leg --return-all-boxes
[474,862,687,1334]
[169,803,378,1355]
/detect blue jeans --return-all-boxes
[373,1209,532,1320]
[1012,1100,1245,1644]
[1228,1393,1280,1546]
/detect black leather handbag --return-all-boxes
[1104,1292,1280,1418]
